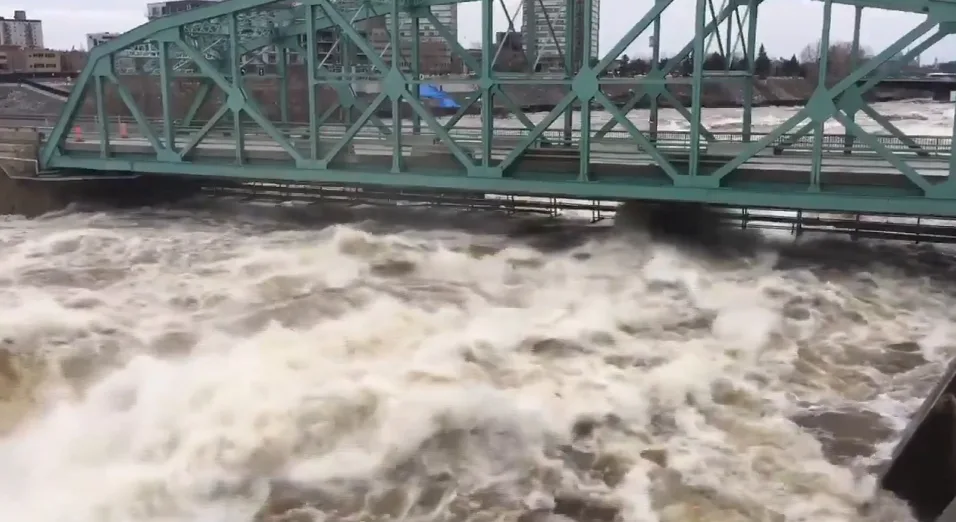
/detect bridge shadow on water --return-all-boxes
[56,192,956,282]
[141,196,956,287]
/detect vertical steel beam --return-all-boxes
[743,0,758,141]
[526,0,538,69]
[159,41,175,151]
[649,0,662,141]
[481,0,494,167]
[390,0,403,172]
[810,0,833,190]
[306,5,319,160]
[94,74,110,158]
[278,46,289,125]
[579,0,594,181]
[411,15,421,135]
[341,28,353,127]
[844,6,863,154]
[228,12,244,165]
[949,72,956,181]
[689,0,707,176]
[705,0,724,62]
[724,0,733,64]
[562,0,576,145]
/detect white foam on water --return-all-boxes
[0,101,950,522]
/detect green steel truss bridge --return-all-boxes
[24,0,956,223]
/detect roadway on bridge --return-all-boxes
[60,132,950,192]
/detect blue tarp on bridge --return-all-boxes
[418,83,460,109]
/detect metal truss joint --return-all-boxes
[406,5,431,17]
[475,75,495,91]
[156,149,183,163]
[571,70,600,101]
[804,92,838,123]
[226,92,249,112]
[92,58,112,77]
[296,158,329,170]
[673,175,721,189]
[337,95,358,109]
[939,21,956,34]
[468,166,503,178]
[384,69,410,99]
[834,88,865,113]
[153,27,180,43]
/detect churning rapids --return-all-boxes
[0,100,953,522]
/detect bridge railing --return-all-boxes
[19,113,954,157]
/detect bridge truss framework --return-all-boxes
[32,0,956,217]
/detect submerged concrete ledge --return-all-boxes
[0,172,205,218]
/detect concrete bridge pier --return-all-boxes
[615,200,721,238]
[0,129,203,217]
[0,173,70,217]
[932,88,955,102]
[0,127,67,217]
[0,173,207,217]
[878,356,956,521]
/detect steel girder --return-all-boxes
[36,0,956,218]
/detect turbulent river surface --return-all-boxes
[0,100,953,522]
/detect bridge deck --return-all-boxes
[58,133,947,194]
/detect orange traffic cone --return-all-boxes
[74,126,83,142]
[119,122,128,138]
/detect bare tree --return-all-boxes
[799,40,871,81]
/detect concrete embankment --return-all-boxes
[0,128,204,217]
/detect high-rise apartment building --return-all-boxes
[0,11,43,48]
[521,0,599,70]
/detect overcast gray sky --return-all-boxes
[12,0,956,63]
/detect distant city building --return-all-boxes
[0,10,43,48]
[86,32,120,50]
[0,46,63,73]
[384,4,457,42]
[381,4,458,71]
[521,0,599,70]
[146,0,219,20]
[23,49,61,72]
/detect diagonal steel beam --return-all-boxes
[593,0,744,140]
[176,35,304,163]
[776,30,946,154]
[706,19,938,185]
